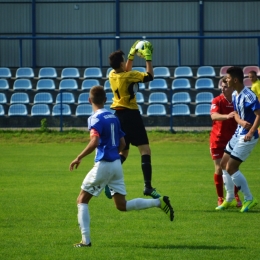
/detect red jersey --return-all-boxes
[210,94,237,148]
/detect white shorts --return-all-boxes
[225,134,258,162]
[81,159,126,197]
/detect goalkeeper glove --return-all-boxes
[137,42,153,61]
[128,40,140,60]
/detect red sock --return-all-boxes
[234,185,239,198]
[214,173,223,198]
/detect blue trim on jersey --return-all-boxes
[88,108,125,162]
[233,88,260,138]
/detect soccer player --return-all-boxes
[69,86,174,247]
[106,40,161,199]
[216,66,260,212]
[210,76,241,207]
[248,70,260,100]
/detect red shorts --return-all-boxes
[210,147,224,160]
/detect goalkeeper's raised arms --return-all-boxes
[137,42,153,61]
[127,40,140,61]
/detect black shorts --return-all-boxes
[115,109,149,150]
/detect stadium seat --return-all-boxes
[243,66,259,77]
[83,67,102,79]
[195,92,214,104]
[0,79,9,90]
[36,79,56,90]
[52,104,71,116]
[153,67,170,78]
[219,66,231,77]
[31,104,51,116]
[0,93,7,104]
[174,66,193,78]
[171,78,191,90]
[138,104,143,115]
[196,66,216,78]
[104,104,114,114]
[81,79,100,90]
[106,68,113,78]
[13,79,32,91]
[148,92,168,104]
[56,92,75,104]
[148,79,168,90]
[243,78,252,88]
[195,103,211,116]
[15,67,34,78]
[10,93,29,104]
[172,92,191,104]
[136,92,144,103]
[61,67,80,79]
[104,80,111,91]
[38,67,57,79]
[105,92,114,104]
[33,92,53,104]
[172,104,190,116]
[78,93,90,104]
[132,67,146,73]
[147,104,166,116]
[0,104,5,116]
[8,104,28,116]
[59,79,78,90]
[0,67,12,78]
[76,104,93,116]
[195,78,214,89]
[138,82,145,90]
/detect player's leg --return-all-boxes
[212,158,224,205]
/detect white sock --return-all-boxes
[222,170,235,201]
[126,198,160,211]
[77,203,91,245]
[231,170,252,200]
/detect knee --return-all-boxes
[116,204,126,211]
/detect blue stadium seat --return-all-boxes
[33,92,53,104]
[132,67,146,73]
[52,104,72,116]
[136,92,144,103]
[219,66,231,77]
[195,103,211,116]
[148,79,168,90]
[172,92,191,104]
[0,93,7,104]
[81,79,100,90]
[36,79,56,90]
[138,82,145,90]
[195,92,214,104]
[196,66,216,78]
[104,80,111,91]
[0,67,12,78]
[76,104,93,116]
[138,104,143,115]
[147,104,166,116]
[171,78,191,90]
[174,66,193,78]
[0,79,9,90]
[106,68,113,78]
[78,93,90,104]
[172,104,190,116]
[106,92,114,104]
[59,79,78,90]
[148,92,168,104]
[8,104,28,116]
[13,79,32,91]
[153,67,170,78]
[56,92,75,104]
[38,67,57,79]
[83,67,102,78]
[104,104,115,114]
[61,67,80,79]
[10,93,29,104]
[0,104,5,116]
[195,78,214,89]
[31,104,51,116]
[15,67,34,78]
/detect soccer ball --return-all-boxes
[135,40,149,58]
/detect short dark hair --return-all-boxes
[89,85,106,105]
[109,50,125,69]
[226,66,244,83]
[249,70,257,76]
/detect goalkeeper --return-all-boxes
[106,40,161,199]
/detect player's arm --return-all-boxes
[125,40,140,72]
[69,129,99,171]
[211,111,235,121]
[118,136,126,153]
[245,109,260,141]
[234,112,252,130]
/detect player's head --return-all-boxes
[226,66,244,86]
[109,50,125,70]
[89,85,106,105]
[221,76,233,97]
[248,70,258,83]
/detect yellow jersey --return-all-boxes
[251,79,260,99]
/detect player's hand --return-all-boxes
[69,158,81,171]
[244,132,253,142]
[128,40,140,61]
[137,42,153,61]
[241,121,252,130]
[226,111,235,119]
